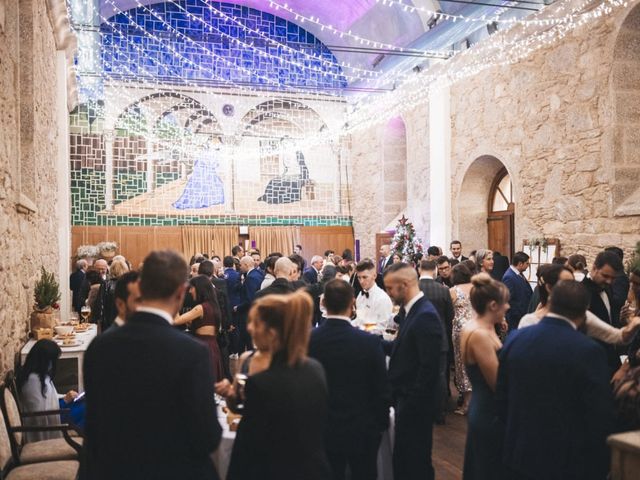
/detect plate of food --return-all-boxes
[58,340,82,348]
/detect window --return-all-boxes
[491,169,512,212]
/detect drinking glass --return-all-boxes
[234,373,249,412]
[80,305,91,324]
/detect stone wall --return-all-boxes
[450,2,640,261]
[0,1,63,377]
[350,1,640,262]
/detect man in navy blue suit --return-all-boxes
[308,279,391,480]
[383,263,443,480]
[223,255,242,353]
[303,255,324,285]
[235,255,264,351]
[496,280,614,480]
[502,251,533,330]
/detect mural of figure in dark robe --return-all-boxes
[173,144,224,209]
[258,151,311,204]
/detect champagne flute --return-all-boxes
[233,373,248,412]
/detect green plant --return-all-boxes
[526,236,548,254]
[33,267,61,310]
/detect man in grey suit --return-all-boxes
[418,259,454,423]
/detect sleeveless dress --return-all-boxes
[192,301,225,382]
[452,287,473,393]
[462,362,505,480]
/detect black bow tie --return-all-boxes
[362,291,369,298]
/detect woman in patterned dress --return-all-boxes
[450,263,474,415]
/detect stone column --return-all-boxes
[104,129,114,210]
[428,85,452,249]
[56,50,71,316]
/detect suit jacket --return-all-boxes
[308,318,391,451]
[419,278,453,353]
[582,276,621,372]
[496,316,613,480]
[237,269,265,313]
[302,267,319,285]
[254,278,295,300]
[70,269,86,313]
[82,312,221,480]
[228,355,332,480]
[502,268,533,330]
[224,268,243,308]
[387,296,443,409]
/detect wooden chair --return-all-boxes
[0,380,81,466]
[0,398,78,480]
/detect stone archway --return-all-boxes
[457,155,514,258]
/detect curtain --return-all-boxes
[181,226,239,260]
[249,226,300,257]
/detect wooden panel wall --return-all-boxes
[72,226,355,268]
[71,226,183,269]
[299,226,355,263]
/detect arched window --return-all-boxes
[490,168,513,213]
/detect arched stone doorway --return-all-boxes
[457,156,514,259]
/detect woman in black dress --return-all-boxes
[460,273,510,480]
[227,290,332,480]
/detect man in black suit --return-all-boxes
[449,240,468,262]
[255,257,295,300]
[82,250,222,480]
[604,246,630,327]
[582,249,625,373]
[418,259,454,423]
[496,280,613,480]
[502,251,533,331]
[383,263,443,480]
[435,255,454,288]
[308,280,391,480]
[70,259,88,314]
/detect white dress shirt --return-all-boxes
[355,284,393,327]
[404,291,424,317]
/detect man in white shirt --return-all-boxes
[355,259,393,328]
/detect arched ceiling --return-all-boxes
[101,0,443,70]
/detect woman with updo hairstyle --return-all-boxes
[567,254,588,282]
[227,291,331,480]
[519,264,640,345]
[460,273,509,480]
[475,249,494,275]
[450,263,474,414]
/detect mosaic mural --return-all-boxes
[70,1,352,227]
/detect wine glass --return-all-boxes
[233,373,248,412]
[80,305,91,324]
[69,311,79,325]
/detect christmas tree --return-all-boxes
[391,216,424,263]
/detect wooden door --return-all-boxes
[487,212,514,259]
[299,226,355,264]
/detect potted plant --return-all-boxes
[30,267,61,333]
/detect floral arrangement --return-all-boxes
[76,245,100,259]
[390,215,424,263]
[33,267,60,311]
[97,241,117,254]
[526,236,548,254]
[627,241,640,274]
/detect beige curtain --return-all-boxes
[181,226,239,260]
[249,226,300,257]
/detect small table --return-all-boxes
[20,324,98,392]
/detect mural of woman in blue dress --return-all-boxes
[173,143,224,209]
[257,151,311,204]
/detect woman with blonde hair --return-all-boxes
[227,290,331,480]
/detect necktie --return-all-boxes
[520,272,529,285]
[362,290,369,298]
[395,306,406,325]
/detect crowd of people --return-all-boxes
[18,240,640,479]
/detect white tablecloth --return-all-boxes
[211,406,394,480]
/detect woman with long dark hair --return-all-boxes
[17,339,78,441]
[175,275,225,381]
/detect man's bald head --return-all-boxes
[240,255,254,273]
[274,257,294,278]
